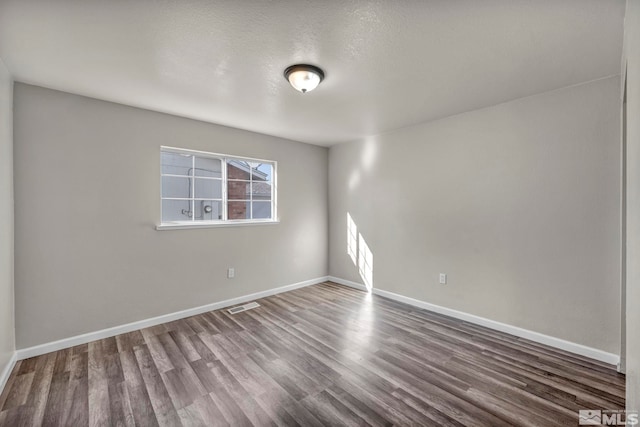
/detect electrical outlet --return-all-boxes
[227,268,235,279]
[439,273,447,284]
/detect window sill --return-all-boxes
[156,220,279,231]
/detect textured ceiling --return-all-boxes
[0,0,625,146]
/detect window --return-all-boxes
[160,147,276,227]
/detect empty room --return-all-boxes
[0,1,639,426]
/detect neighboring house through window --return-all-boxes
[160,147,276,227]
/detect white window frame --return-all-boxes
[157,146,278,230]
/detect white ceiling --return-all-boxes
[0,0,625,146]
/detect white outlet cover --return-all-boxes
[439,273,447,284]
[228,268,235,278]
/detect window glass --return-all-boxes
[160,148,276,225]
[228,180,250,201]
[162,199,192,221]
[194,178,222,199]
[252,163,273,182]
[194,157,222,178]
[195,200,223,221]
[162,176,191,199]
[252,202,272,219]
[227,160,251,180]
[161,152,192,176]
[251,181,272,201]
[228,201,251,220]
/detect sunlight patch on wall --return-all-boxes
[358,233,373,291]
[347,213,358,266]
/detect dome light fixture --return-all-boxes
[284,64,324,93]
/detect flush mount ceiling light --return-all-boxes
[284,64,324,93]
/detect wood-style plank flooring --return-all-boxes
[0,282,625,426]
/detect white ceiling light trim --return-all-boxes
[284,64,325,93]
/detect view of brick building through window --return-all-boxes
[160,149,274,224]
[227,161,272,220]
[227,162,250,218]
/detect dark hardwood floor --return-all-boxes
[0,282,625,426]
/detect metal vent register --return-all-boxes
[227,301,260,314]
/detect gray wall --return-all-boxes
[624,0,640,413]
[0,60,14,378]
[13,83,328,349]
[329,76,621,354]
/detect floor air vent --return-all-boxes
[227,301,260,314]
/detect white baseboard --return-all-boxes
[328,276,619,366]
[328,276,368,291]
[16,276,329,360]
[15,274,618,366]
[0,351,17,395]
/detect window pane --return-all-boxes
[227,160,251,180]
[228,180,250,200]
[194,178,222,199]
[162,199,192,222]
[194,200,222,221]
[228,201,251,220]
[195,157,222,178]
[161,149,276,226]
[251,162,273,182]
[162,152,192,176]
[251,181,272,201]
[252,201,272,219]
[162,176,191,198]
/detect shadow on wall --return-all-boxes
[347,212,373,291]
